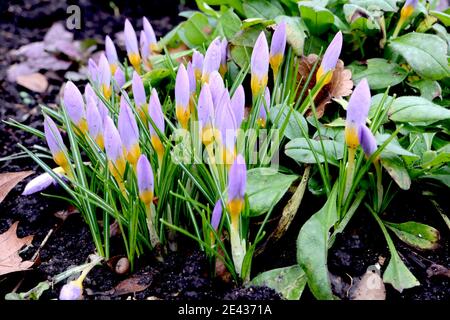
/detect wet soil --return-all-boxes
[1,0,449,301]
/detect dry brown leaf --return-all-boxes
[297,54,353,118]
[350,266,386,300]
[113,273,153,296]
[0,171,33,204]
[16,73,48,93]
[0,222,34,276]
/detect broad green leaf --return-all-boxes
[419,166,450,187]
[369,93,394,119]
[270,106,308,140]
[246,168,298,217]
[142,68,172,86]
[297,186,338,300]
[298,2,335,35]
[421,150,450,168]
[408,80,442,101]
[241,18,274,29]
[376,134,418,157]
[384,221,440,250]
[231,25,268,47]
[381,154,411,190]
[275,16,308,56]
[349,58,408,90]
[430,10,450,27]
[251,265,307,300]
[285,138,344,166]
[388,96,450,124]
[230,45,251,69]
[343,4,380,32]
[243,0,285,19]
[217,8,242,39]
[383,246,420,292]
[177,12,211,48]
[349,0,398,12]
[389,33,450,80]
[201,0,244,16]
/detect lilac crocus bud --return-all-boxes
[175,64,191,129]
[316,31,343,85]
[88,58,100,85]
[143,17,158,53]
[84,84,109,122]
[359,125,377,158]
[198,84,214,130]
[187,62,196,96]
[104,115,126,178]
[227,154,246,225]
[63,81,87,133]
[251,32,269,97]
[211,200,223,231]
[231,85,245,129]
[219,38,228,76]
[192,50,204,81]
[216,91,237,164]
[44,116,70,173]
[118,95,141,166]
[401,0,418,20]
[124,19,141,72]
[136,154,154,206]
[140,30,150,63]
[113,67,125,91]
[98,54,112,99]
[345,78,371,149]
[105,35,119,75]
[148,88,165,162]
[22,167,65,196]
[201,37,221,83]
[132,71,147,119]
[269,21,286,78]
[257,87,271,128]
[59,280,83,300]
[208,71,225,109]
[86,97,104,149]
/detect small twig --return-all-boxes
[31,228,54,261]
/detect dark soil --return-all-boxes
[1,0,449,301]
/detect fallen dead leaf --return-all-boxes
[54,206,79,222]
[16,73,48,93]
[350,265,386,300]
[0,171,33,204]
[113,273,153,296]
[297,54,353,118]
[426,263,450,279]
[0,222,35,276]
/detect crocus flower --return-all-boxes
[211,200,222,231]
[251,32,269,97]
[98,54,112,99]
[257,87,271,128]
[208,71,225,109]
[359,125,377,158]
[63,81,87,133]
[143,17,158,53]
[192,50,204,81]
[105,35,119,75]
[401,0,418,20]
[124,19,141,72]
[231,85,245,129]
[140,30,150,63]
[187,62,196,95]
[84,84,109,121]
[148,88,165,163]
[86,97,104,149]
[113,67,126,91]
[175,64,191,129]
[44,116,70,174]
[118,95,141,166]
[201,37,221,83]
[59,280,83,300]
[88,58,100,85]
[227,154,246,224]
[132,71,147,119]
[269,21,286,78]
[219,38,228,76]
[316,31,343,85]
[345,78,371,150]
[136,154,154,206]
[22,167,65,196]
[104,115,126,179]
[197,83,214,130]
[216,91,237,164]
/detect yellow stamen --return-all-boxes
[345,125,359,149]
[128,52,141,73]
[53,150,72,178]
[102,84,112,100]
[139,190,153,206]
[176,105,190,129]
[269,53,283,79]
[228,198,244,229]
[126,143,141,167]
[316,66,333,85]
[251,73,268,97]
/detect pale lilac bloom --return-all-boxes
[132,71,146,109]
[148,88,165,136]
[86,97,103,143]
[140,30,150,61]
[345,78,371,149]
[208,71,225,108]
[317,31,343,82]
[118,95,140,158]
[143,17,157,50]
[192,50,204,79]
[250,32,269,96]
[187,61,196,95]
[228,154,246,203]
[270,21,287,59]
[258,87,271,126]
[359,125,377,157]
[113,67,125,90]
[211,200,222,231]
[63,81,85,126]
[202,37,221,82]
[220,38,228,74]
[197,83,214,129]
[124,19,139,57]
[98,53,112,97]
[88,58,100,85]
[136,154,154,201]
[104,115,124,164]
[215,90,237,152]
[59,281,83,300]
[231,85,245,128]
[105,35,119,69]
[22,169,64,196]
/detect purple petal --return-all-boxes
[202,37,221,79]
[228,154,246,201]
[44,116,66,156]
[346,78,371,128]
[251,32,269,79]
[98,54,111,88]
[105,35,118,66]
[231,85,245,128]
[143,17,157,45]
[124,19,139,55]
[192,50,204,74]
[140,30,150,60]
[359,125,377,157]
[104,115,123,162]
[215,90,236,151]
[220,38,228,67]
[187,61,196,94]
[259,87,271,121]
[86,96,103,139]
[59,281,83,300]
[22,171,60,196]
[136,154,154,194]
[113,67,125,90]
[270,21,287,57]
[211,200,223,230]
[88,58,100,84]
[149,88,165,135]
[63,81,85,125]
[197,83,214,129]
[208,71,225,108]
[132,71,146,108]
[321,31,343,73]
[175,64,190,110]
[118,95,140,152]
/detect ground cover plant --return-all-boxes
[0,0,449,301]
